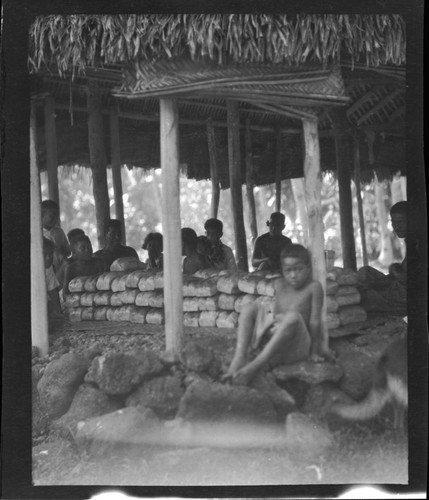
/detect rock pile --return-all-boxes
[64,264,367,330]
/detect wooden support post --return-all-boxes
[302,119,328,354]
[160,98,183,353]
[206,118,220,218]
[291,178,309,245]
[86,83,110,248]
[245,118,258,243]
[44,95,59,204]
[227,100,248,271]
[30,101,49,357]
[275,127,282,212]
[109,104,126,244]
[353,135,368,267]
[333,110,357,271]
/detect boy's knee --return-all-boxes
[239,303,259,323]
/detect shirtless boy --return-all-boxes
[63,235,104,296]
[225,244,331,385]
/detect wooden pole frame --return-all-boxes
[245,118,258,243]
[302,119,329,354]
[275,127,282,212]
[44,95,59,204]
[353,134,369,267]
[206,118,220,219]
[86,82,111,248]
[333,109,357,271]
[31,100,49,357]
[160,98,183,353]
[227,100,248,271]
[109,103,126,244]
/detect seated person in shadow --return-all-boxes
[93,219,139,271]
[203,218,237,271]
[142,232,163,270]
[252,212,292,271]
[56,228,86,286]
[63,235,104,296]
[357,201,407,317]
[182,228,210,274]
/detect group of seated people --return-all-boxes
[41,199,407,328]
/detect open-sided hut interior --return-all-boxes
[29,14,406,354]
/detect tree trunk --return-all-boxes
[44,95,59,204]
[374,179,394,267]
[227,100,248,271]
[275,127,282,212]
[291,177,308,245]
[206,118,220,218]
[333,109,357,270]
[109,104,126,244]
[86,83,110,248]
[245,118,258,243]
[302,119,328,354]
[160,98,183,353]
[31,101,49,357]
[353,135,368,267]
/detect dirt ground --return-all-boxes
[32,318,409,486]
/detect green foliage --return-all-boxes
[41,166,404,269]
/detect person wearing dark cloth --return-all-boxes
[182,227,209,274]
[56,228,86,286]
[93,219,139,271]
[41,199,71,274]
[252,212,292,271]
[204,218,237,271]
[357,201,407,317]
[142,232,163,270]
[63,235,104,296]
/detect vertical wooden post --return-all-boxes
[109,103,126,244]
[227,100,248,271]
[302,119,328,354]
[206,118,220,218]
[86,82,110,248]
[291,177,309,245]
[160,98,183,353]
[333,110,357,270]
[31,101,49,357]
[353,135,368,267]
[44,95,59,204]
[275,127,282,212]
[245,118,258,243]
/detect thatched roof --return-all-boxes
[29,14,406,184]
[29,14,405,76]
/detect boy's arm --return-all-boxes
[63,263,74,297]
[48,288,62,316]
[251,238,269,268]
[51,227,71,257]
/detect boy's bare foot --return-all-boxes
[221,355,247,382]
[232,361,261,386]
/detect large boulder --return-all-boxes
[74,406,161,457]
[177,380,278,427]
[180,341,221,379]
[52,383,123,437]
[284,412,334,459]
[37,352,91,419]
[251,372,296,420]
[32,365,50,437]
[302,382,356,423]
[273,361,343,385]
[126,375,185,419]
[337,351,375,400]
[84,350,163,395]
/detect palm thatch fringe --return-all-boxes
[29,14,405,77]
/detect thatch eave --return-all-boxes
[29,14,406,77]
